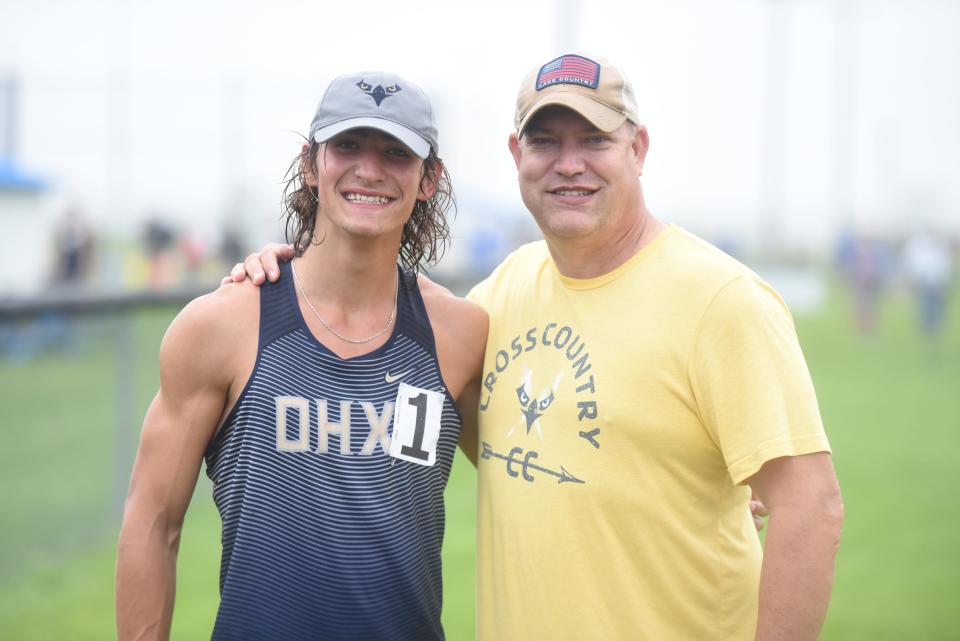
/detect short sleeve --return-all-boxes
[689,275,831,484]
[466,277,492,310]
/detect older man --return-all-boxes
[236,53,842,641]
[469,52,842,641]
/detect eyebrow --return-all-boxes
[341,129,403,144]
[522,125,549,137]
[522,123,604,139]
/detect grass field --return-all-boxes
[1,282,958,640]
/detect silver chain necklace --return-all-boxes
[291,259,399,344]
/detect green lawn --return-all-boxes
[804,287,960,641]
[1,283,957,640]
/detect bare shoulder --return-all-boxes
[417,274,488,345]
[160,280,260,390]
[417,274,488,399]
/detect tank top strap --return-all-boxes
[395,266,438,358]
[257,260,302,349]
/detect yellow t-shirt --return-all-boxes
[467,225,830,641]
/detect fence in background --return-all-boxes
[0,288,205,581]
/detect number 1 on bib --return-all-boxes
[389,383,444,466]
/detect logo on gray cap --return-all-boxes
[356,80,401,106]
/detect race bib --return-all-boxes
[389,383,445,466]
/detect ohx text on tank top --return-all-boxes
[274,398,397,455]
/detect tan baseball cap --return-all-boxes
[514,53,639,136]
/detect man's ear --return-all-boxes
[417,157,441,201]
[508,132,522,170]
[301,143,319,188]
[631,124,649,176]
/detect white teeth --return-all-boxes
[345,193,390,204]
[554,189,592,197]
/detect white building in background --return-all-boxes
[0,183,55,295]
[0,75,55,295]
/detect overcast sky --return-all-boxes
[2,0,958,252]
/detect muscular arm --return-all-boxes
[116,293,244,640]
[747,452,844,641]
[455,378,481,466]
[417,275,487,469]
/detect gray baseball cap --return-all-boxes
[308,71,439,159]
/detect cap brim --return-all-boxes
[517,92,627,136]
[312,117,431,159]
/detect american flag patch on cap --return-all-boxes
[536,54,601,91]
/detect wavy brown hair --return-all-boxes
[281,139,455,271]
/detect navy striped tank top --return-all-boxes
[204,261,462,641]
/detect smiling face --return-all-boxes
[305,128,435,241]
[508,107,648,244]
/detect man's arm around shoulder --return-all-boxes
[748,452,844,641]
[116,284,257,640]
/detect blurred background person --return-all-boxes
[141,217,177,289]
[51,206,96,288]
[834,229,894,335]
[901,228,954,348]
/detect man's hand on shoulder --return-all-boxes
[221,243,296,286]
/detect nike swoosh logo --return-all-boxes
[384,370,412,383]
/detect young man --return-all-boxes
[116,71,486,641]
[236,53,841,641]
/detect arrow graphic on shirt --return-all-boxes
[481,442,585,485]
